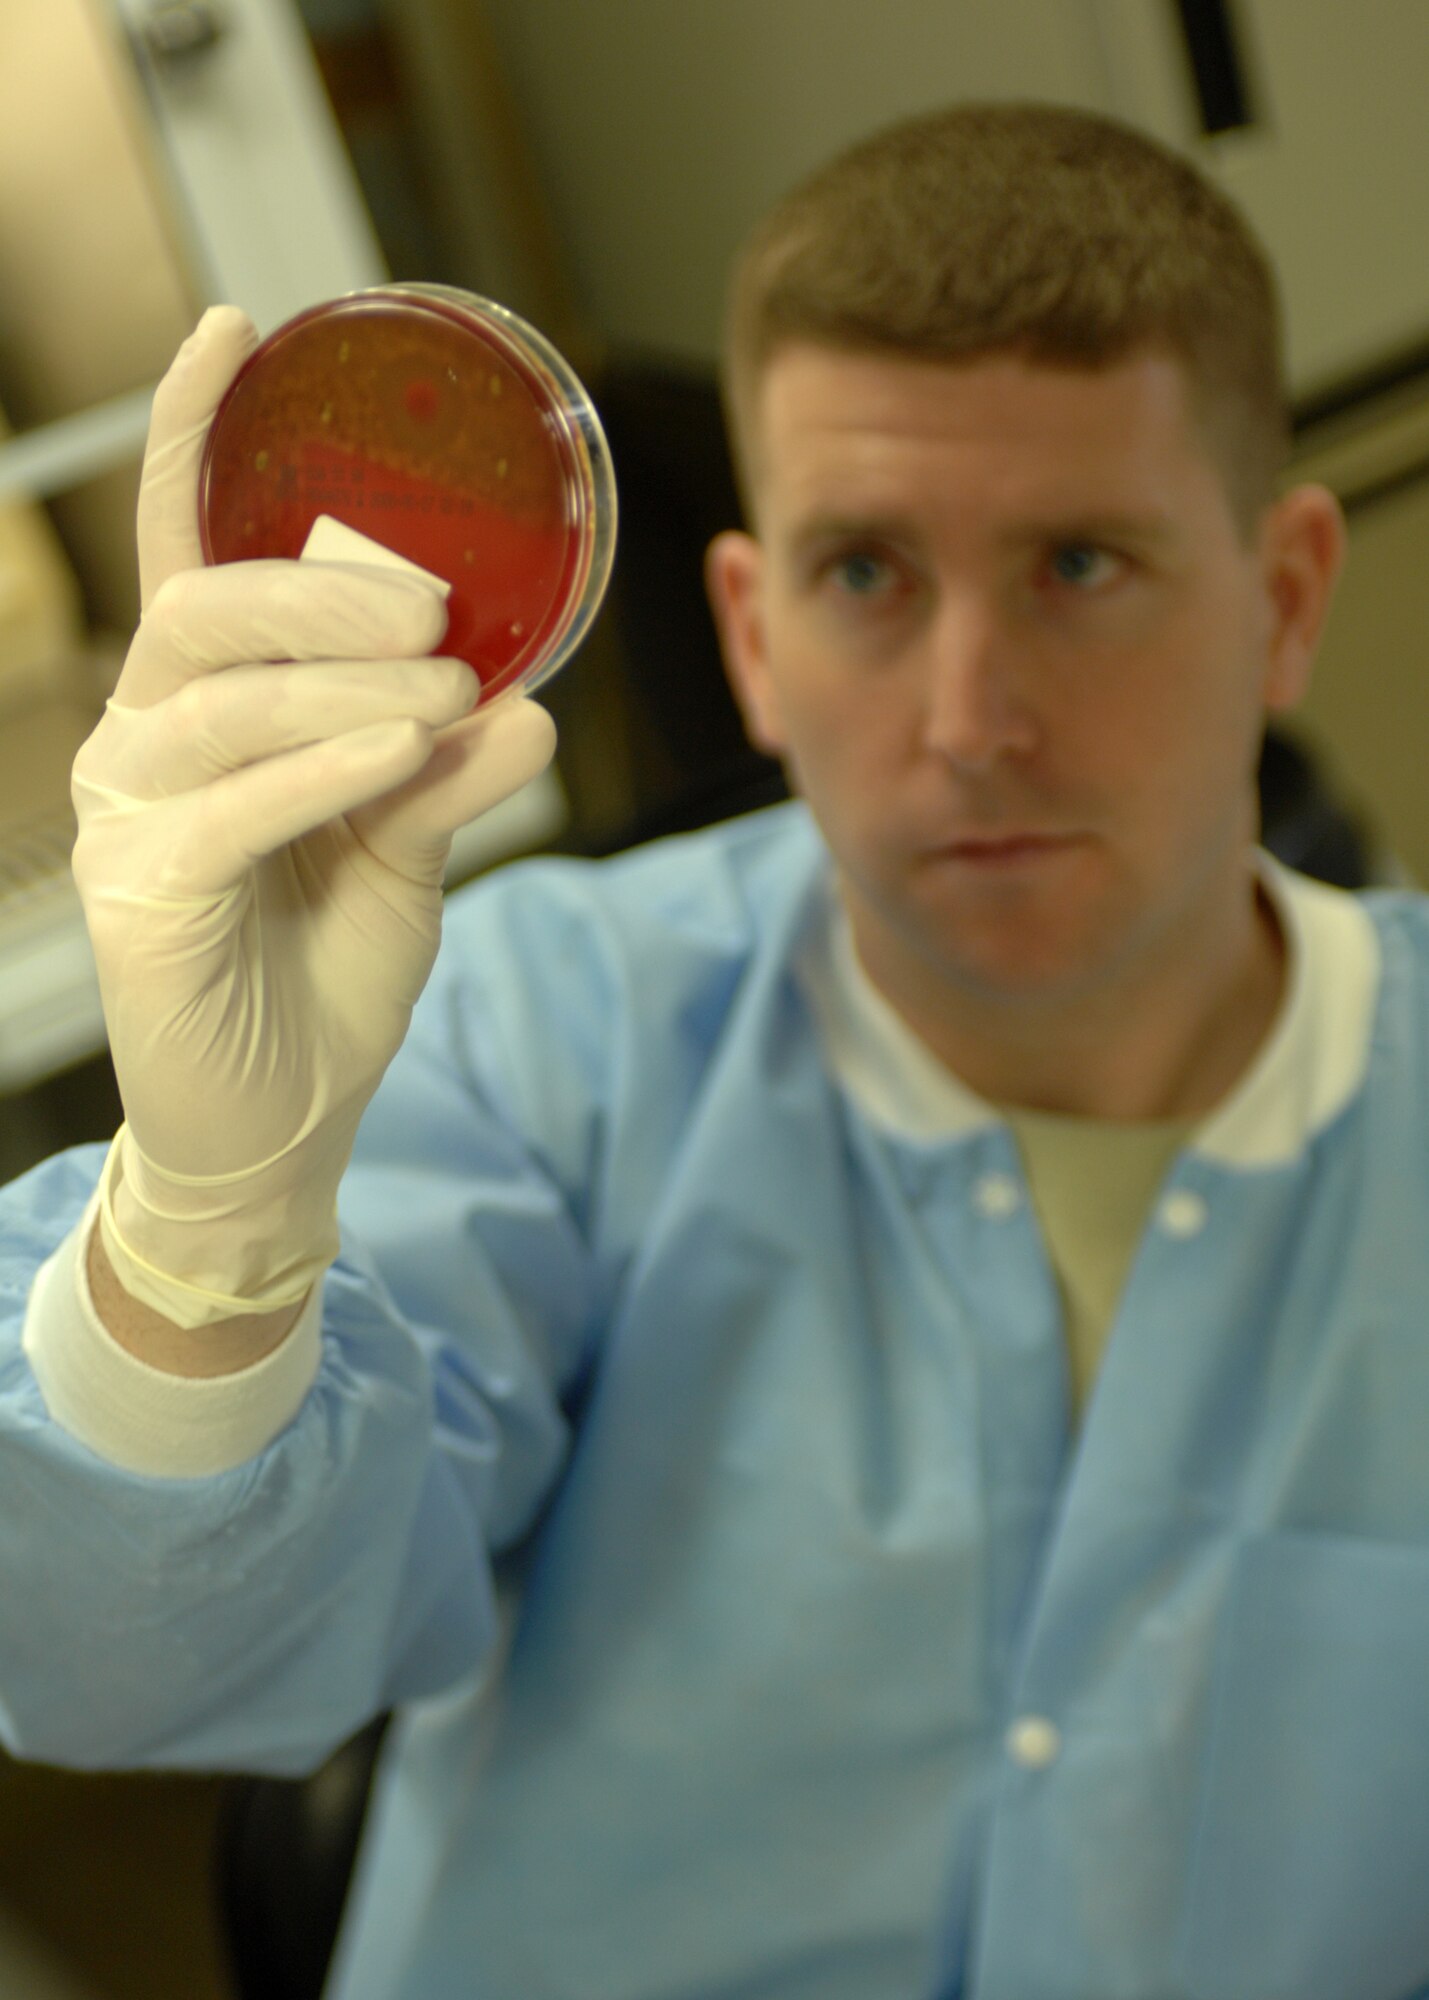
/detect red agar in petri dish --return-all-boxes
[198,286,616,703]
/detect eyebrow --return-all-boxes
[1004,510,1181,552]
[783,507,1181,556]
[782,513,916,559]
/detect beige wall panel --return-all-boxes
[0,406,83,700]
[0,0,196,635]
[0,0,195,422]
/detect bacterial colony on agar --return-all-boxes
[199,287,616,702]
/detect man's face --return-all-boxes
[708,343,1340,1021]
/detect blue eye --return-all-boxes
[1049,543,1117,588]
[832,551,891,595]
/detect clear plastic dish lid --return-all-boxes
[199,285,617,702]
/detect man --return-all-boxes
[0,101,1421,2000]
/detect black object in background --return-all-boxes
[546,352,787,856]
[215,1717,389,2000]
[1173,0,1259,135]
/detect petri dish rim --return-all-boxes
[197,284,617,701]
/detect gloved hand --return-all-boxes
[71,306,557,1327]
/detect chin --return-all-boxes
[933,941,1108,1008]
[905,888,1133,1008]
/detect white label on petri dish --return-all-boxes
[299,514,452,596]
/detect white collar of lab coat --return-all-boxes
[799,849,1381,1169]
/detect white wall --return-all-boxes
[472,0,1429,401]
[474,0,1115,364]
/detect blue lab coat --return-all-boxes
[1,801,1427,1999]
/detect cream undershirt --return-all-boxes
[1004,1107,1193,1415]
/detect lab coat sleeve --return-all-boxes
[0,876,611,1778]
[21,1189,328,1479]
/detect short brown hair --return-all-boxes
[722,101,1290,537]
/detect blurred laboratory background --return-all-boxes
[0,2,1426,1995]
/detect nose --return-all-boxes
[921,596,1037,773]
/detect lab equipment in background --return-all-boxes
[0,0,574,1117]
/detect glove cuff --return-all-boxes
[98,1126,341,1329]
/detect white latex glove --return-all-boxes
[71,306,557,1326]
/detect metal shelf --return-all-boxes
[0,388,155,506]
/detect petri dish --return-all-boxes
[198,285,616,702]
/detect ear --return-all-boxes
[1257,482,1347,713]
[705,529,788,756]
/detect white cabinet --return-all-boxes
[101,0,388,336]
[480,0,1429,401]
[1094,0,1429,399]
[476,0,1121,364]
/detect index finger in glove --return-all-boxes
[117,557,451,710]
[353,694,557,881]
[138,306,259,612]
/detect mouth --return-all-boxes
[934,831,1087,870]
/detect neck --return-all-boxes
[846,856,1288,1124]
